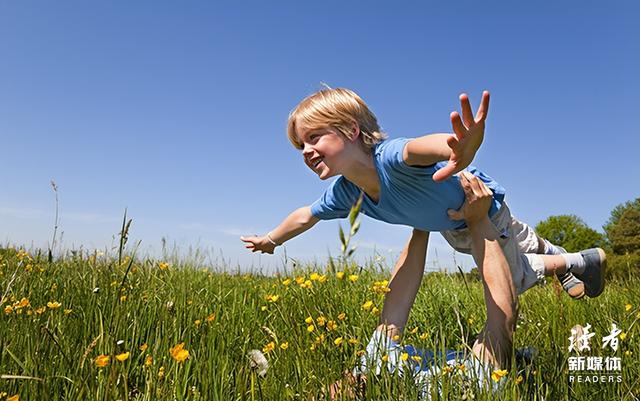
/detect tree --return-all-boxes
[535,215,604,253]
[604,198,640,254]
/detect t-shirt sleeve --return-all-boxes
[310,177,356,220]
[380,137,438,175]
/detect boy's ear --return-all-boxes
[350,121,360,141]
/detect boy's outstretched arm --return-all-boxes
[403,91,490,182]
[240,206,319,254]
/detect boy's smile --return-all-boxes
[297,124,350,180]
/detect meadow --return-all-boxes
[1,242,639,401]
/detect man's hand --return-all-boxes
[447,171,493,224]
[240,235,276,254]
[432,91,490,182]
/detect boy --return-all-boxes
[241,87,605,306]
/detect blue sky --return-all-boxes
[1,1,638,272]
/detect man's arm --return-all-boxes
[452,172,517,368]
[240,206,319,254]
[403,91,490,182]
[376,229,429,339]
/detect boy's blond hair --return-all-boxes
[287,87,387,151]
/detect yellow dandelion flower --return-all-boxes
[158,262,169,270]
[169,342,190,363]
[310,272,320,281]
[457,363,466,372]
[47,301,61,309]
[282,278,292,286]
[15,298,30,308]
[348,338,359,345]
[326,320,337,331]
[337,312,346,321]
[625,304,632,312]
[348,274,359,282]
[334,337,344,346]
[301,280,313,289]
[620,332,627,341]
[115,352,130,362]
[401,352,409,361]
[442,366,454,375]
[491,369,508,382]
[305,316,314,324]
[7,394,19,401]
[206,313,216,322]
[336,271,345,280]
[409,327,419,334]
[371,307,380,315]
[381,354,389,363]
[412,355,422,363]
[280,342,289,350]
[145,355,153,366]
[515,375,523,384]
[260,306,268,311]
[295,276,305,285]
[262,341,276,353]
[64,309,72,315]
[265,294,279,303]
[35,306,46,314]
[120,295,127,302]
[95,354,110,368]
[419,333,429,341]
[318,274,328,283]
[139,343,148,351]
[624,350,633,356]
[307,325,315,333]
[392,335,401,342]
[158,366,165,379]
[362,300,373,311]
[356,350,365,357]
[316,316,326,326]
[194,319,202,327]
[4,305,13,314]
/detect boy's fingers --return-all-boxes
[432,163,456,182]
[448,208,464,221]
[459,93,474,128]
[475,90,490,122]
[450,112,466,138]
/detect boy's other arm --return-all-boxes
[403,91,490,182]
[240,206,319,254]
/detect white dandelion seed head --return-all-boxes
[247,349,268,377]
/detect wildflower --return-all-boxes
[371,307,380,315]
[95,354,110,368]
[115,352,130,362]
[381,354,389,363]
[120,295,127,302]
[408,327,419,334]
[334,337,344,346]
[265,294,280,303]
[625,304,632,312]
[337,312,346,321]
[248,349,269,377]
[620,332,627,341]
[625,350,633,356]
[158,262,169,270]
[64,309,72,315]
[412,355,422,363]
[392,335,401,342]
[316,316,327,326]
[14,298,30,309]
[401,352,409,361]
[35,306,46,314]
[442,366,454,375]
[282,278,292,286]
[305,316,314,324]
[194,319,202,327]
[310,272,321,281]
[295,276,305,285]
[139,343,148,352]
[261,306,268,311]
[4,305,13,314]
[457,363,466,372]
[280,342,289,350]
[348,338,359,345]
[318,274,327,283]
[307,325,315,333]
[326,320,337,331]
[336,271,345,280]
[348,274,359,282]
[372,280,390,294]
[206,313,216,322]
[300,280,313,289]
[419,333,429,341]
[145,355,153,366]
[362,301,373,311]
[491,369,508,382]
[47,301,62,309]
[169,342,190,363]
[314,334,325,345]
[7,394,19,401]
[262,341,276,353]
[515,375,523,384]
[158,366,165,379]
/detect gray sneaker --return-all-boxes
[574,248,607,298]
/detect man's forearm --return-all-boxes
[269,206,319,245]
[377,230,429,338]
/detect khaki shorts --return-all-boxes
[441,202,545,294]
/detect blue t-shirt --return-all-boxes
[310,137,505,232]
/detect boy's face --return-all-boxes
[296,123,355,180]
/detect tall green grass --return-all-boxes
[1,244,638,400]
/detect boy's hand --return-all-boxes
[447,172,493,224]
[432,91,490,182]
[240,235,276,254]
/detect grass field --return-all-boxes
[1,244,639,401]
